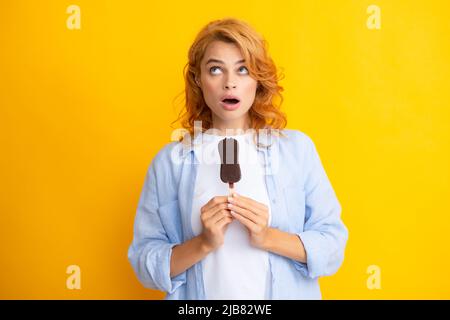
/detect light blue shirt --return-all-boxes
[127,129,348,299]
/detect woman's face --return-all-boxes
[198,41,258,131]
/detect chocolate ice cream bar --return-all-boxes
[218,137,241,189]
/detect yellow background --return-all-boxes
[1,0,449,299]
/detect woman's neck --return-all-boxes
[210,117,251,136]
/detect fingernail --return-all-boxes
[227,196,233,203]
[227,203,233,208]
[230,210,236,216]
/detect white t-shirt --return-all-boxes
[190,131,272,300]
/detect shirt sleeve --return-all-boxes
[127,160,186,294]
[292,134,349,279]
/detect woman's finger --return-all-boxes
[201,196,228,215]
[228,203,262,225]
[230,210,257,232]
[202,202,229,221]
[216,215,234,229]
[228,195,268,216]
[209,209,232,225]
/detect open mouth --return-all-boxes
[222,98,240,105]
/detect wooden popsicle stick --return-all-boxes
[228,183,236,196]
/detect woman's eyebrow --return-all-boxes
[205,58,245,65]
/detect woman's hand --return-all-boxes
[199,196,234,252]
[227,193,270,249]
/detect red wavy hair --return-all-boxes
[172,18,287,142]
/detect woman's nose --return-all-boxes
[224,82,237,89]
[223,74,237,89]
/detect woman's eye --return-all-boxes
[209,66,248,75]
[238,66,249,74]
[209,66,222,75]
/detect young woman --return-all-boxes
[128,18,348,300]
